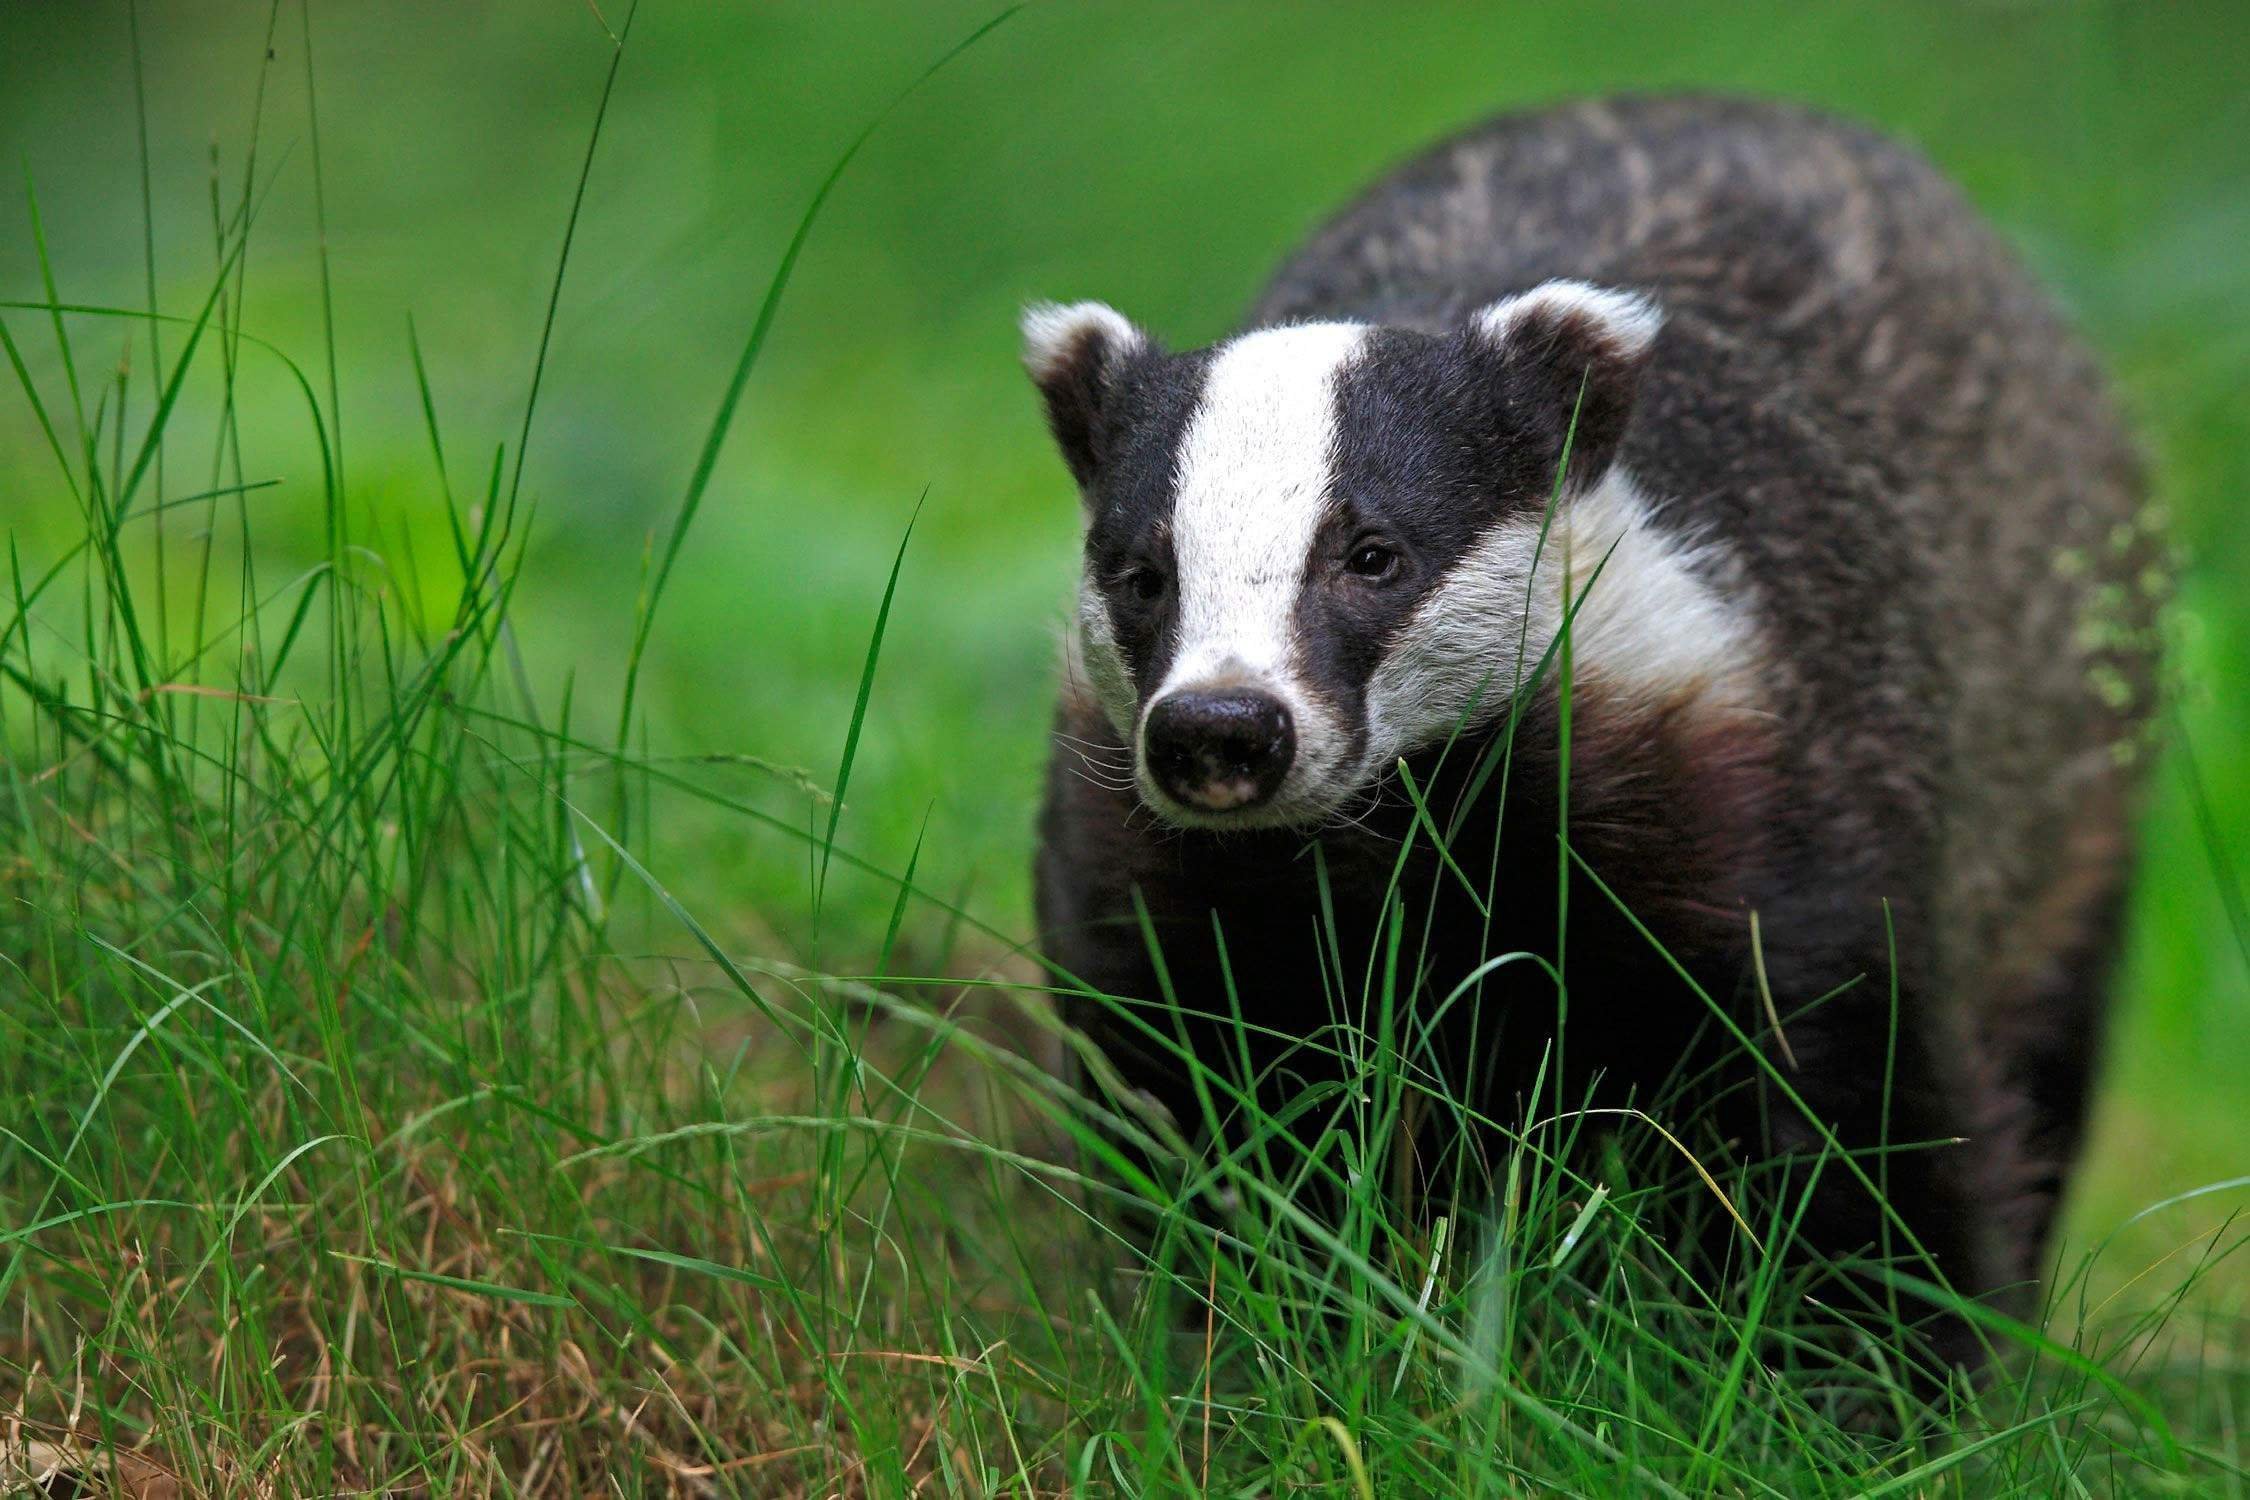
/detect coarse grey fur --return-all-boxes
[1031,94,2161,1368]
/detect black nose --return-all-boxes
[1143,689,1296,813]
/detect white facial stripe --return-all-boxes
[1363,470,1763,768]
[1158,323,1370,697]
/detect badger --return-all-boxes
[1021,95,2159,1363]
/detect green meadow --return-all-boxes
[3,2,2248,1492]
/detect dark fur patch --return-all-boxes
[1475,295,1655,494]
[1032,319,1137,489]
[1066,348,1215,698]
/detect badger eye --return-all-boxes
[1345,541,1400,581]
[1123,564,1168,603]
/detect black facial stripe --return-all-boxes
[1083,347,1215,703]
[1282,331,1515,738]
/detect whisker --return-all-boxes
[1052,730,1130,754]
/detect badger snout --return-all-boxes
[1142,688,1297,813]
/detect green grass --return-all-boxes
[4,2,2250,1493]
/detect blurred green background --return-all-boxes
[3,1,2246,1256]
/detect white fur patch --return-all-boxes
[1474,278,1664,362]
[1020,300,1143,383]
[1135,321,1370,824]
[1362,470,1763,772]
[1160,323,1366,691]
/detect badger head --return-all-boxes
[1022,281,1694,832]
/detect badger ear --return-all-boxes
[1468,279,1662,494]
[1020,300,1150,492]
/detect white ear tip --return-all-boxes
[1020,300,1143,380]
[1475,279,1664,360]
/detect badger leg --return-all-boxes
[1728,931,2004,1390]
[1973,864,2133,1286]
[1760,855,2125,1394]
[1778,1054,1988,1371]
